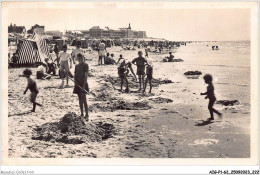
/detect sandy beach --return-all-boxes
[8,42,250,158]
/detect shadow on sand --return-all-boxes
[195,120,214,126]
[8,111,33,117]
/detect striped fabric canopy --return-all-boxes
[32,33,52,61]
[17,39,41,65]
[17,32,51,65]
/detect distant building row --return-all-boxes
[66,23,147,39]
[8,23,25,34]
[8,23,147,39]
[8,23,45,35]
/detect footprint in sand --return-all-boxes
[190,139,219,146]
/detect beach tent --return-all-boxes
[71,39,88,48]
[17,33,52,66]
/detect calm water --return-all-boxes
[174,41,251,107]
[175,41,250,68]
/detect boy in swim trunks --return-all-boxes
[143,62,153,93]
[132,51,147,91]
[23,69,42,112]
[118,57,129,93]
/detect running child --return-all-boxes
[23,69,42,112]
[132,51,147,91]
[200,74,222,120]
[143,61,153,93]
[73,53,89,121]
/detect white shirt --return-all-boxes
[98,43,106,51]
[37,65,45,72]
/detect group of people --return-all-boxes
[24,41,89,120]
[212,46,219,50]
[97,41,118,65]
[23,51,89,120]
[22,40,222,122]
[9,53,19,67]
[117,51,153,93]
[163,52,174,62]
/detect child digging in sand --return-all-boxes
[73,53,89,121]
[117,54,137,81]
[118,58,129,93]
[23,69,42,112]
[200,74,222,120]
[143,60,153,93]
[132,51,147,91]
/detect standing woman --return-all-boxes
[59,44,72,88]
[98,40,107,65]
[72,41,84,64]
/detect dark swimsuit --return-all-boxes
[29,82,39,94]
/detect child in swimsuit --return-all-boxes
[73,54,89,121]
[118,54,137,81]
[143,61,153,93]
[132,51,147,91]
[118,57,129,93]
[23,69,42,112]
[201,74,222,120]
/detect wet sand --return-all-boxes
[8,45,250,158]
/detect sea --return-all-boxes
[153,41,251,120]
[177,41,250,106]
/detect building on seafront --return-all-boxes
[8,23,26,34]
[68,23,147,39]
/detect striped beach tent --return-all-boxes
[17,33,51,66]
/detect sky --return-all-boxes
[8,7,250,41]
